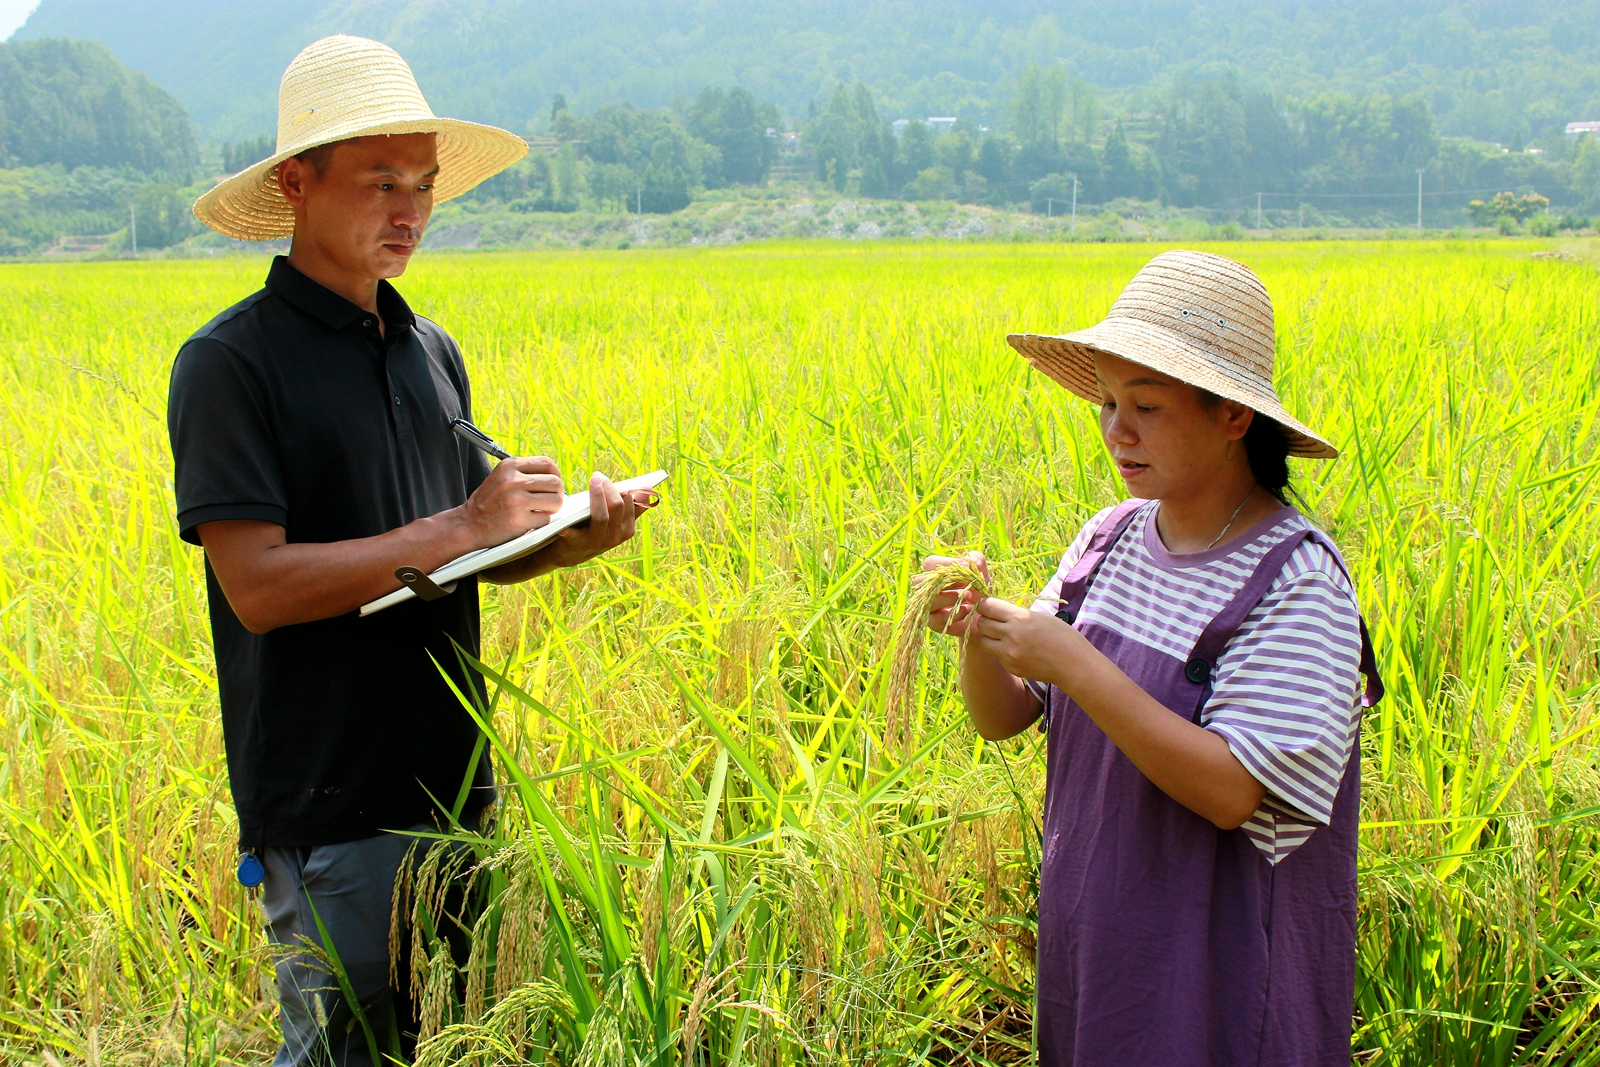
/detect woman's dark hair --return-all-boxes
[1199,390,1295,506]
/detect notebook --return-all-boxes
[360,469,668,616]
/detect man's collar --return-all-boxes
[266,256,418,332]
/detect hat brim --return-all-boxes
[1008,320,1339,459]
[193,117,528,241]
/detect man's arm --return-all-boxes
[201,456,567,633]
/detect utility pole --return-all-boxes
[1047,197,1053,218]
[1257,192,1262,230]
[636,187,642,215]
[130,203,137,255]
[1071,174,1078,236]
[1415,169,1424,233]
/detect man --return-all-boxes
[169,36,654,1064]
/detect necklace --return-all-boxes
[1205,485,1258,550]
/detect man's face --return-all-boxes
[277,133,438,281]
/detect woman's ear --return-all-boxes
[1221,400,1255,442]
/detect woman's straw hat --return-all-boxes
[1007,250,1336,459]
[193,35,527,241]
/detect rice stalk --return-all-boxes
[885,558,994,751]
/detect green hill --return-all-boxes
[0,37,195,171]
[12,1,1600,146]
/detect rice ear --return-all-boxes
[885,558,994,751]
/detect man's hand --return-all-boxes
[551,472,647,567]
[917,551,990,638]
[458,455,566,550]
[197,460,657,633]
[481,473,658,584]
[970,595,1083,687]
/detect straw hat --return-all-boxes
[194,35,527,241]
[1007,250,1336,458]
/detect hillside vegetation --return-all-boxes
[15,1,1600,147]
[0,37,194,172]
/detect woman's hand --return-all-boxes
[970,595,1083,686]
[917,551,990,637]
[975,595,1267,829]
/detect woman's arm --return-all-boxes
[970,597,1266,829]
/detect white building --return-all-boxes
[1565,121,1600,138]
[891,117,960,138]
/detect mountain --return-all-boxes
[0,36,195,170]
[12,1,1600,146]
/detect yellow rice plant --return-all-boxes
[0,240,1595,1064]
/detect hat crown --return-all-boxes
[275,35,435,156]
[1105,250,1277,397]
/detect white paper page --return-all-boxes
[360,469,668,616]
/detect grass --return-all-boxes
[0,238,1597,1065]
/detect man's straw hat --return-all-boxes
[193,35,527,241]
[1007,250,1336,458]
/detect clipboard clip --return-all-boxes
[395,566,459,601]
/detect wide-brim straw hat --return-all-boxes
[1007,249,1336,459]
[194,35,527,241]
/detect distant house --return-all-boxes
[890,116,960,138]
[1565,121,1600,138]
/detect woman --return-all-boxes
[919,250,1382,1066]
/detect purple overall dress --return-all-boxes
[1035,499,1383,1066]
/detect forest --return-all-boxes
[5,2,1600,251]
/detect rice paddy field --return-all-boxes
[1,239,1598,1065]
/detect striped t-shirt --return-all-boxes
[1024,501,1363,864]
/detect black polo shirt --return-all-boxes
[168,256,495,848]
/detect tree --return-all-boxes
[1069,76,1099,143]
[1576,136,1600,213]
[807,84,860,189]
[130,182,189,248]
[1043,66,1067,144]
[898,120,933,183]
[1467,191,1548,224]
[1030,173,1075,214]
[934,130,974,177]
[1012,64,1069,148]
[221,134,273,175]
[552,143,582,202]
[685,85,773,186]
[1062,142,1102,203]
[975,133,1013,192]
[1011,65,1044,147]
[1101,121,1135,200]
[907,165,956,201]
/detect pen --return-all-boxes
[450,417,512,461]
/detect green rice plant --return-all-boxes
[0,240,1596,1065]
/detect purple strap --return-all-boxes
[1187,527,1385,709]
[1057,498,1148,622]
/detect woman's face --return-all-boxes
[1093,351,1252,500]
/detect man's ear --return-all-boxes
[277,158,309,208]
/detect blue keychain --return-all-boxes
[237,851,265,888]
